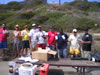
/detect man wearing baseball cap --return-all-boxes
[81,27,92,60]
[28,24,39,48]
[36,25,46,49]
[21,25,30,56]
[68,29,81,58]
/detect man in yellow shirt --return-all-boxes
[21,25,30,56]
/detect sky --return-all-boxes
[0,0,100,4]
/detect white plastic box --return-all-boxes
[19,63,37,75]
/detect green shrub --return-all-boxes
[7,1,23,10]
[7,19,35,30]
[33,16,49,24]
[0,12,14,21]
[76,17,97,29]
[57,4,72,11]
[18,11,35,19]
[46,12,65,19]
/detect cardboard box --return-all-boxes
[48,50,57,55]
[32,50,48,61]
[32,50,57,61]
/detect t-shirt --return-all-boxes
[0,28,9,42]
[47,31,57,45]
[68,34,81,49]
[28,29,39,42]
[82,33,92,51]
[36,31,46,44]
[21,30,29,41]
[56,33,68,49]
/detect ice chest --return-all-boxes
[40,64,49,75]
[19,63,37,75]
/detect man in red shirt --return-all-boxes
[0,23,9,57]
[47,26,57,50]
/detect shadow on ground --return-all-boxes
[48,69,64,75]
[48,69,93,75]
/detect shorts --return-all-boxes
[69,48,80,55]
[13,40,20,50]
[22,40,30,49]
[37,43,46,49]
[0,41,7,49]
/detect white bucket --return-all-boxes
[19,63,37,75]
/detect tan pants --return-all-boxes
[81,50,91,60]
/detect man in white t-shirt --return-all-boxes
[68,29,81,57]
[28,24,39,48]
[36,26,46,49]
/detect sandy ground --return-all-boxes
[0,57,100,75]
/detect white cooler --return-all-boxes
[19,63,37,75]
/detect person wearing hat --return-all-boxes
[13,25,21,58]
[36,25,46,49]
[81,27,92,60]
[68,29,81,58]
[28,24,39,48]
[47,26,57,50]
[21,25,30,56]
[0,23,9,58]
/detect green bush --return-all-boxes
[0,12,14,21]
[76,17,97,29]
[18,11,35,19]
[46,12,65,19]
[33,16,49,24]
[57,5,72,11]
[69,1,100,11]
[7,19,35,30]
[7,1,23,10]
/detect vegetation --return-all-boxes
[0,1,100,31]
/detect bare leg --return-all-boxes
[14,50,17,58]
[25,48,28,56]
[21,49,24,56]
[18,50,21,57]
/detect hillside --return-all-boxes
[0,1,100,32]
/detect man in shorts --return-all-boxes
[68,29,81,58]
[81,27,92,60]
[0,23,9,57]
[21,25,30,56]
[13,25,21,58]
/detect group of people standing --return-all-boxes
[0,23,92,59]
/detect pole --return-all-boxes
[59,0,61,6]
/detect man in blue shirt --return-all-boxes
[55,28,68,58]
